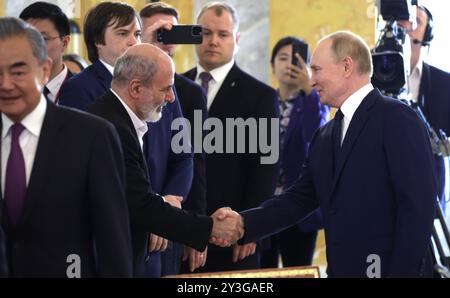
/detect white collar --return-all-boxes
[2,94,47,139]
[340,83,374,122]
[196,59,235,83]
[100,59,115,75]
[110,88,148,139]
[46,65,68,100]
[410,57,423,78]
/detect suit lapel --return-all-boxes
[330,89,378,194]
[417,62,431,115]
[209,64,239,115]
[105,91,150,180]
[16,101,60,231]
[93,60,113,92]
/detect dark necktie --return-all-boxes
[43,86,50,100]
[332,109,344,174]
[199,72,213,95]
[4,123,27,227]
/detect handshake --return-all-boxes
[209,207,244,247]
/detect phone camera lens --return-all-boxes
[192,26,202,36]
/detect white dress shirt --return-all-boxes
[110,89,148,151]
[100,59,115,75]
[339,83,374,145]
[45,64,69,103]
[407,58,423,103]
[1,95,47,197]
[195,59,235,110]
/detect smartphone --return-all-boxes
[292,42,310,67]
[156,25,203,45]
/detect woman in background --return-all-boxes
[63,53,88,74]
[261,36,329,268]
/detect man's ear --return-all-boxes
[129,79,141,98]
[342,56,354,77]
[61,35,71,53]
[40,57,52,85]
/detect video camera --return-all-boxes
[371,0,416,96]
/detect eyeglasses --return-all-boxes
[42,35,61,43]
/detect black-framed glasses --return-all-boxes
[42,35,61,43]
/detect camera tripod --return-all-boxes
[404,100,450,278]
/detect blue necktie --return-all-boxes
[332,109,344,175]
[4,123,26,227]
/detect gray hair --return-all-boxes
[196,1,240,32]
[0,17,48,64]
[113,54,158,87]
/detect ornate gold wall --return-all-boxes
[1,0,376,79]
[0,1,5,18]
[269,0,376,87]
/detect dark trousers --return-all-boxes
[261,225,318,268]
[195,245,261,273]
[161,242,182,276]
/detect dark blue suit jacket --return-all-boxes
[420,62,450,136]
[144,90,193,200]
[281,90,329,232]
[175,74,208,215]
[144,87,193,278]
[59,59,112,110]
[241,89,437,277]
[419,62,450,210]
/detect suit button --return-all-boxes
[329,209,337,215]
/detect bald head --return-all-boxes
[113,43,173,88]
[112,43,175,122]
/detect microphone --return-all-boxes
[412,39,430,46]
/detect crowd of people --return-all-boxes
[0,1,448,278]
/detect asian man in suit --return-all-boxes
[0,17,133,277]
[20,2,73,104]
[215,31,437,277]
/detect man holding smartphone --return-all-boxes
[140,2,209,277]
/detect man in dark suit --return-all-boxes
[20,2,73,104]
[398,5,450,211]
[87,43,244,277]
[59,2,140,110]
[140,1,208,275]
[184,2,279,272]
[215,31,437,277]
[0,18,133,277]
[0,206,7,277]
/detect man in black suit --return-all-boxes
[216,31,437,277]
[0,18,133,277]
[0,206,7,277]
[140,1,208,275]
[20,2,73,104]
[184,2,279,272]
[398,5,450,211]
[87,43,244,277]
